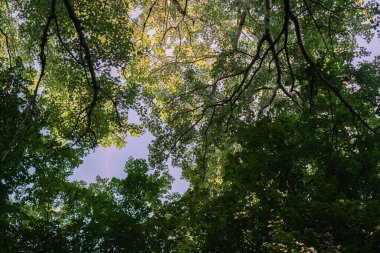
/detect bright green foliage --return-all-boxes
[0,0,142,250]
[0,0,137,204]
[0,0,380,252]
[129,0,380,251]
[129,0,379,170]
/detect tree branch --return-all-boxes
[289,11,374,132]
[1,0,56,163]
[62,0,99,136]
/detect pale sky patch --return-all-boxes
[70,110,189,194]
[130,6,143,20]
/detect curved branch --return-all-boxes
[289,11,374,132]
[1,0,57,163]
[62,0,99,135]
[0,27,12,66]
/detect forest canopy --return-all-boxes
[0,0,380,252]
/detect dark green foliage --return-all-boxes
[0,0,379,252]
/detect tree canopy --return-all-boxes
[0,0,379,252]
